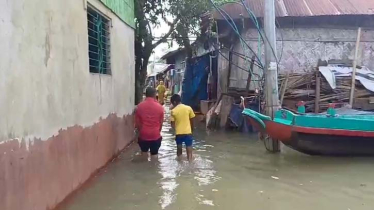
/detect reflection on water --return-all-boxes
[156,118,221,209]
[61,113,374,210]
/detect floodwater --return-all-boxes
[60,113,374,210]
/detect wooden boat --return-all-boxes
[243,106,374,156]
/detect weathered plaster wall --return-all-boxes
[0,0,135,144]
[273,28,374,72]
[230,27,374,89]
[0,0,135,209]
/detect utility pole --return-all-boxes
[264,0,280,152]
[349,27,362,106]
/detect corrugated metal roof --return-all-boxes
[213,0,374,20]
[147,64,174,77]
[329,0,358,14]
[160,48,185,60]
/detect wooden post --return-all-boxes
[349,27,362,106]
[226,51,233,91]
[245,56,256,95]
[315,71,321,113]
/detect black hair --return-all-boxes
[171,94,181,105]
[145,87,157,98]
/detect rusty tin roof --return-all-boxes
[213,0,374,19]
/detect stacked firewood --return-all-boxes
[278,71,374,113]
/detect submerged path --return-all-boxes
[59,117,374,210]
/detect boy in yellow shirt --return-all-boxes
[170,94,195,161]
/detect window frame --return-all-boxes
[87,4,112,75]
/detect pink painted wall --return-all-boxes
[0,114,134,210]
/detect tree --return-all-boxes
[134,0,227,104]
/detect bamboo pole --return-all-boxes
[349,27,362,106]
[280,72,289,106]
[245,56,256,95]
[315,71,321,113]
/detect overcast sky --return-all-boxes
[150,22,178,62]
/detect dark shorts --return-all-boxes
[175,135,193,147]
[138,138,162,155]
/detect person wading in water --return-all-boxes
[156,81,166,105]
[170,94,195,161]
[135,87,164,159]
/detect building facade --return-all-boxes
[162,40,216,96]
[228,17,374,90]
[0,0,135,209]
[208,0,374,91]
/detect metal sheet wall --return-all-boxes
[99,0,135,28]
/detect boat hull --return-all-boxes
[286,133,374,156]
[246,116,374,156]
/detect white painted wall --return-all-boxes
[0,0,135,142]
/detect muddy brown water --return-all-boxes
[60,116,374,210]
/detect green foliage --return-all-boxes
[134,0,231,104]
[168,0,211,44]
[135,0,231,53]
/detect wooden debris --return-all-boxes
[279,72,289,105]
[278,70,374,113]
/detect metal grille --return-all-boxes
[87,6,111,74]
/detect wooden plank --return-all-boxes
[217,50,230,98]
[206,94,224,130]
[349,27,362,106]
[219,95,234,128]
[212,94,224,112]
[315,71,321,113]
[354,98,374,110]
[370,97,374,104]
[226,50,233,91]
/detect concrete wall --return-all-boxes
[230,27,374,89]
[0,0,135,209]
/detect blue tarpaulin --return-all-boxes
[228,102,260,133]
[181,55,210,110]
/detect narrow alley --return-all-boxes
[59,112,374,210]
[3,1,374,210]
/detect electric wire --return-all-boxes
[215,0,284,67]
[210,0,267,90]
[215,4,264,82]
[239,0,279,65]
[209,0,264,69]
[217,6,263,69]
[218,50,262,77]
[210,0,285,122]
